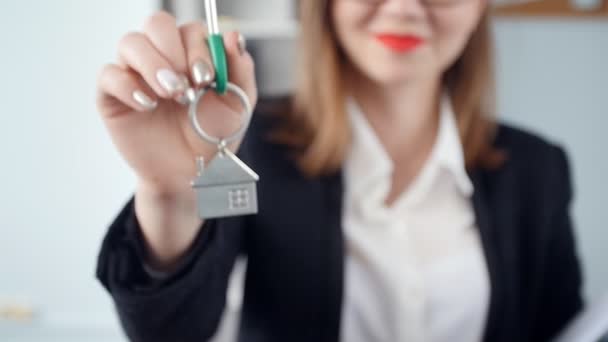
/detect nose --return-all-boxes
[382,0,427,20]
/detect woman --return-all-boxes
[95,0,583,341]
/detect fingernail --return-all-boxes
[176,88,198,106]
[132,90,157,111]
[156,69,186,95]
[237,33,247,56]
[192,60,213,85]
[179,74,191,88]
[175,93,189,105]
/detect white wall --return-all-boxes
[0,1,606,341]
[493,18,608,301]
[0,0,157,340]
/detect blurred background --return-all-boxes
[0,0,606,341]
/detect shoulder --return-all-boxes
[237,96,303,178]
[493,122,570,178]
[244,97,290,142]
[487,122,573,211]
[494,123,566,161]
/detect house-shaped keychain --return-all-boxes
[191,150,260,219]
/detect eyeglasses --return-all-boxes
[351,0,472,7]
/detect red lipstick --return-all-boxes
[375,34,424,53]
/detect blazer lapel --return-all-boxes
[322,170,345,342]
[470,169,506,342]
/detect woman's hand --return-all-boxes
[97,10,257,196]
[96,11,257,268]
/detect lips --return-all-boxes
[375,34,424,52]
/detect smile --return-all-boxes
[375,34,425,53]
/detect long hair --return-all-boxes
[270,1,504,177]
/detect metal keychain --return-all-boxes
[179,0,259,220]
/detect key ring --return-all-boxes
[186,82,253,146]
[185,0,259,220]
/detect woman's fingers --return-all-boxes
[114,10,256,112]
[142,11,188,74]
[142,11,193,103]
[182,25,255,95]
[117,32,187,99]
[97,64,158,115]
[179,21,215,87]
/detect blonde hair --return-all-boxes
[270,1,504,177]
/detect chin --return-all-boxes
[348,53,435,88]
[366,67,425,87]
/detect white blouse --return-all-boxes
[340,95,490,342]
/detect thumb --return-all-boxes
[223,31,257,101]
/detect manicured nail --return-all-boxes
[175,87,198,106]
[237,32,247,56]
[132,90,157,111]
[179,74,191,88]
[192,60,213,85]
[156,69,186,95]
[175,92,189,105]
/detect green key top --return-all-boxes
[204,0,228,94]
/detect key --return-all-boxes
[181,2,258,219]
[204,0,228,94]
[186,84,258,219]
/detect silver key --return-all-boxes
[184,71,257,219]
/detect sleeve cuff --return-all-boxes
[96,195,217,294]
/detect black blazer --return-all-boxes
[97,101,583,342]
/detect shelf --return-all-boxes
[219,18,298,39]
[494,0,608,17]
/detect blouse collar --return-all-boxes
[344,92,474,209]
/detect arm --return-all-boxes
[94,9,258,341]
[96,196,246,342]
